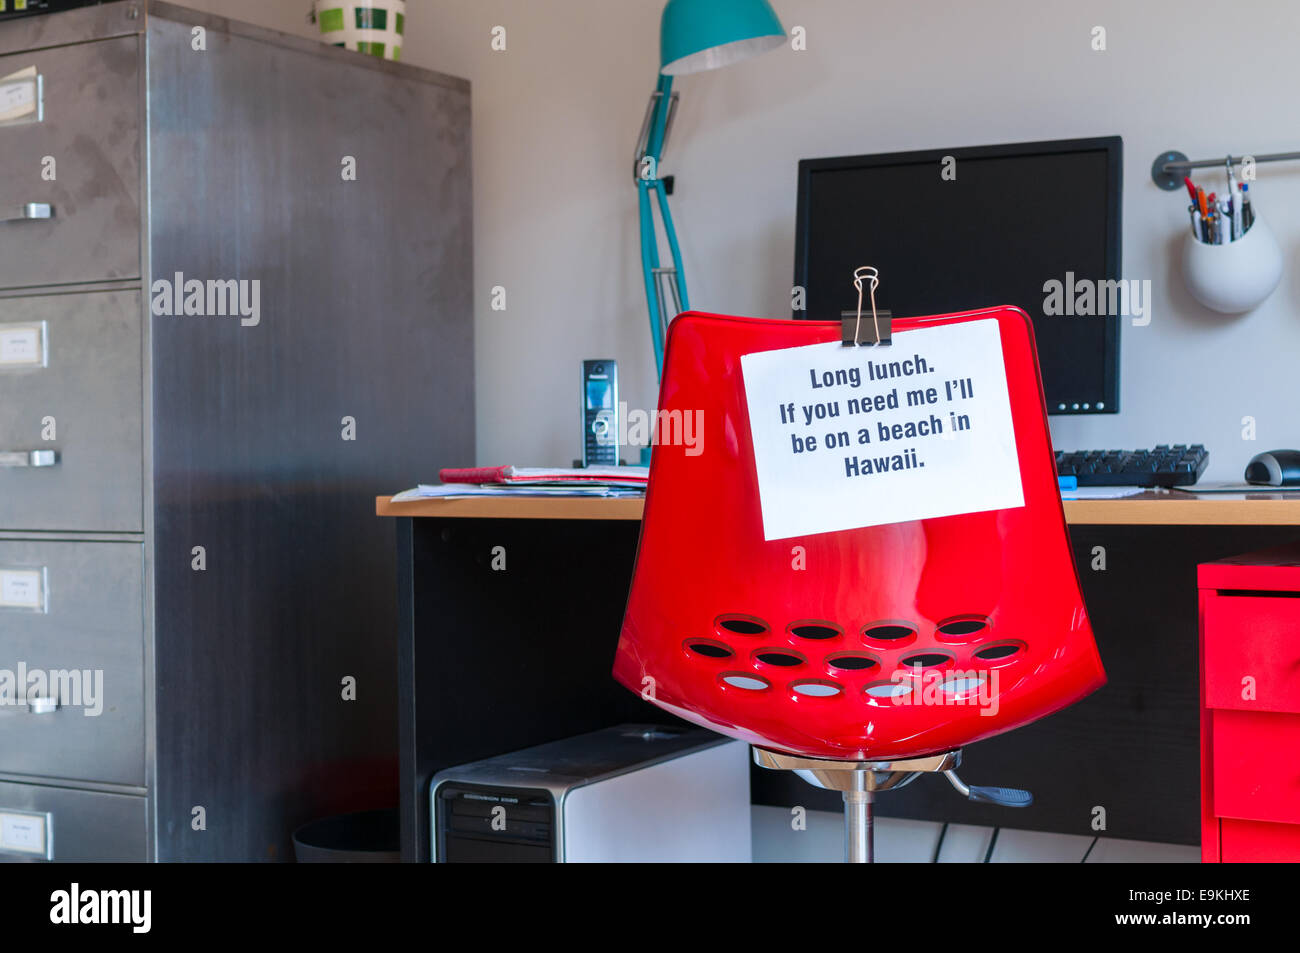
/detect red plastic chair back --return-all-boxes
[614,308,1105,761]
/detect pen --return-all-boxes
[1225,164,1241,240]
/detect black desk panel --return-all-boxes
[396,514,1300,858]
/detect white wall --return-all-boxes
[185,0,1300,480]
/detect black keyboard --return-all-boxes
[1054,445,1209,488]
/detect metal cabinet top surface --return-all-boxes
[0,0,469,95]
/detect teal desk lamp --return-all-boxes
[635,0,785,377]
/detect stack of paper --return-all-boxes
[439,465,648,487]
[390,465,649,502]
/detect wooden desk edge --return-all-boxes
[377,493,1300,526]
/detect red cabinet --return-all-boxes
[1199,546,1300,862]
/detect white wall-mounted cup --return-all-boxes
[1181,215,1284,314]
[314,1,407,61]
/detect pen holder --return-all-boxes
[1181,216,1283,314]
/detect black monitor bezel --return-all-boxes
[793,136,1123,415]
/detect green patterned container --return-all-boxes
[314,1,407,61]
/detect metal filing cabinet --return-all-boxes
[0,2,473,861]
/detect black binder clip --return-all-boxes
[841,265,891,347]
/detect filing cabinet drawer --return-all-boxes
[1211,709,1300,826]
[0,289,142,532]
[0,779,146,862]
[0,539,144,786]
[0,35,141,288]
[1219,818,1300,862]
[1203,595,1300,713]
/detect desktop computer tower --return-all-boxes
[431,725,752,862]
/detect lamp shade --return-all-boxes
[660,0,785,76]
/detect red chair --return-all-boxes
[614,307,1105,861]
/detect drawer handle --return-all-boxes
[0,450,58,468]
[27,696,57,715]
[1,203,53,223]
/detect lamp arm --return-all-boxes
[654,180,690,315]
[635,74,689,379]
[645,74,675,163]
[637,180,666,375]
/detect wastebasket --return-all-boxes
[292,808,400,863]
[313,1,408,61]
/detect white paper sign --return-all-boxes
[0,324,43,366]
[740,319,1024,540]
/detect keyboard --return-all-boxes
[1054,445,1209,488]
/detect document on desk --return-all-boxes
[1178,482,1300,494]
[1059,486,1146,499]
[740,319,1024,540]
[391,484,645,502]
[439,465,648,487]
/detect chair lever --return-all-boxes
[944,769,1033,808]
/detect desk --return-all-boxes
[378,492,1300,861]
[376,490,1300,524]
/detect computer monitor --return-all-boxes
[794,137,1122,414]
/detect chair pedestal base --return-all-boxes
[752,748,962,863]
[843,774,874,863]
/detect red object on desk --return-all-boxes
[1199,546,1300,862]
[613,309,1105,762]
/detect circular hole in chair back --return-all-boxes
[899,652,951,669]
[942,676,987,696]
[974,642,1022,661]
[789,622,840,640]
[827,654,877,671]
[863,624,916,642]
[938,618,989,637]
[720,673,769,691]
[687,641,733,659]
[755,651,803,667]
[718,617,768,636]
[792,681,841,697]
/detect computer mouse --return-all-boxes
[1244,449,1300,487]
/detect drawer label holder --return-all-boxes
[0,567,46,611]
[0,320,47,368]
[0,809,52,859]
[0,65,43,126]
